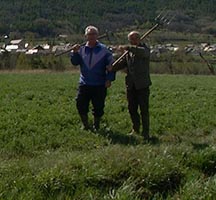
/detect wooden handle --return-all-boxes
[112,50,129,66]
[140,23,159,40]
[199,53,215,75]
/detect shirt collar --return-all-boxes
[85,41,100,48]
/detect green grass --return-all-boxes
[0,72,215,199]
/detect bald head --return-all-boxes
[128,31,141,45]
[85,25,99,36]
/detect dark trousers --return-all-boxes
[76,85,107,118]
[127,85,150,135]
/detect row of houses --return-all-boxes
[0,39,70,55]
[150,43,216,56]
[1,38,216,56]
[184,43,216,55]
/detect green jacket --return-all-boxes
[112,43,152,90]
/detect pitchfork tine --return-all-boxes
[154,7,167,21]
[160,11,169,22]
[167,14,176,25]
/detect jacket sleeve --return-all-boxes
[127,45,150,58]
[70,52,82,66]
[106,70,116,81]
[104,49,115,81]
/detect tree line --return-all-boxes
[0,0,216,39]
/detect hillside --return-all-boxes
[0,0,216,38]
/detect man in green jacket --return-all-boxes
[110,31,151,140]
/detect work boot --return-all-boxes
[142,131,150,141]
[128,122,140,135]
[130,114,140,134]
[80,115,89,130]
[93,117,100,131]
[128,128,139,135]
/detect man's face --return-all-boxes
[86,29,98,42]
[128,34,140,45]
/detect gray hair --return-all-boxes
[85,25,99,35]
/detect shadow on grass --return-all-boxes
[96,128,160,146]
[191,142,209,150]
[149,136,160,145]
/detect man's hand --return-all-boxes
[117,45,129,53]
[106,65,113,72]
[71,44,80,53]
[105,80,111,88]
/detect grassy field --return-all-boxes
[0,72,215,199]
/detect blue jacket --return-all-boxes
[71,42,115,86]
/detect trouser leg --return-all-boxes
[91,86,107,130]
[127,87,140,132]
[80,114,89,130]
[76,85,90,129]
[137,87,150,139]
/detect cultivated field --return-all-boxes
[0,72,215,199]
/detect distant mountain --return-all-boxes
[0,0,215,38]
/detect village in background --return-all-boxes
[0,31,215,74]
[1,33,216,56]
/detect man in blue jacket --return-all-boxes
[71,25,115,131]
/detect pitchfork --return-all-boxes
[199,52,215,75]
[111,10,175,67]
[55,30,113,57]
